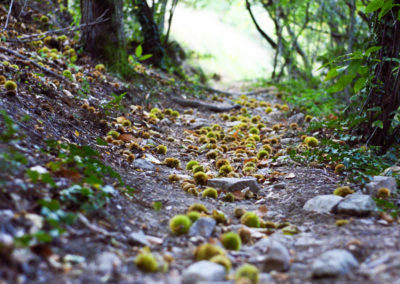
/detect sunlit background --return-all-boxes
[170,1,275,85]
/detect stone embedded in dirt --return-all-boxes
[189,217,216,238]
[128,231,151,247]
[288,113,305,125]
[0,209,13,224]
[226,121,242,127]
[303,195,343,213]
[332,193,377,216]
[365,176,397,196]
[272,183,286,190]
[182,261,226,284]
[133,159,155,171]
[89,252,121,274]
[253,238,291,272]
[207,177,260,193]
[311,249,359,278]
[189,118,211,129]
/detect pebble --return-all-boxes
[332,193,377,216]
[303,195,343,213]
[311,249,359,278]
[133,159,155,171]
[207,177,260,193]
[182,261,226,284]
[365,176,397,196]
[189,217,216,238]
[253,238,291,272]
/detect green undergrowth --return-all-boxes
[0,110,133,247]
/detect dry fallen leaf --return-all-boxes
[285,173,296,179]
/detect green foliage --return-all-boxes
[101,92,127,115]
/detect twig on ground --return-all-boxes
[7,10,109,42]
[3,0,14,31]
[0,46,71,84]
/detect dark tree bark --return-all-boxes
[133,0,165,67]
[80,0,127,74]
[366,7,400,151]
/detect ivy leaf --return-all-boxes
[139,54,152,61]
[324,68,339,81]
[365,46,382,56]
[354,77,367,93]
[372,120,384,129]
[135,45,143,58]
[378,0,394,19]
[365,0,385,13]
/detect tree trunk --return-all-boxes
[80,0,127,74]
[366,7,400,151]
[133,0,165,67]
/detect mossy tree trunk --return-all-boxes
[366,7,400,151]
[80,0,128,75]
[133,0,164,67]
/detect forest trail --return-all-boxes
[1,7,400,284]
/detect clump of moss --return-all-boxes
[4,80,17,91]
[219,164,233,176]
[156,145,167,155]
[206,150,219,160]
[290,122,298,129]
[257,149,269,159]
[223,192,235,202]
[235,264,259,284]
[333,186,354,197]
[0,75,6,85]
[234,207,246,218]
[221,232,241,251]
[210,255,232,271]
[122,119,131,127]
[334,163,345,174]
[212,209,226,223]
[194,172,208,185]
[182,183,195,191]
[187,211,201,223]
[249,127,259,135]
[269,137,279,145]
[336,219,349,226]
[107,130,120,139]
[63,69,73,80]
[281,104,289,111]
[135,252,158,272]
[377,187,391,198]
[202,187,218,199]
[127,153,135,163]
[304,136,319,147]
[164,157,181,169]
[171,110,180,117]
[188,187,199,196]
[194,243,225,261]
[168,174,180,183]
[265,107,273,114]
[240,212,260,228]
[192,165,205,173]
[216,159,230,169]
[95,64,106,72]
[188,203,208,213]
[186,160,199,170]
[272,124,280,131]
[40,15,49,24]
[305,115,313,122]
[169,215,191,235]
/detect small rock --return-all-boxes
[189,217,216,238]
[311,249,359,278]
[256,168,271,176]
[226,121,242,127]
[365,176,397,196]
[90,252,121,274]
[207,177,260,193]
[189,119,211,130]
[332,193,377,216]
[128,231,151,247]
[303,195,343,214]
[0,210,13,224]
[133,159,155,171]
[288,113,305,125]
[253,238,290,272]
[182,261,226,284]
[272,183,286,190]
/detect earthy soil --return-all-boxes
[0,2,399,284]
